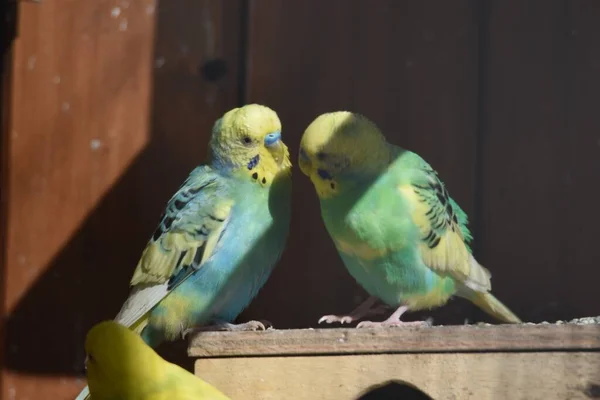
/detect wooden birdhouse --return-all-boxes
[189,322,600,400]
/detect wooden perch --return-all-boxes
[188,323,600,358]
[189,323,600,399]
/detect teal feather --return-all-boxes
[141,165,291,345]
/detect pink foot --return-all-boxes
[318,296,389,325]
[318,314,357,324]
[183,320,272,338]
[354,305,432,329]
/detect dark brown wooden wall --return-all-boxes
[1,0,599,398]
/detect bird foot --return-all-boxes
[318,299,390,325]
[318,314,358,324]
[182,320,272,338]
[218,320,273,332]
[356,319,431,329]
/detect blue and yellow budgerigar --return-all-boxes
[298,111,520,327]
[76,104,291,399]
[85,321,231,400]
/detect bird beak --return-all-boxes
[264,131,285,166]
[84,355,89,370]
[264,131,281,147]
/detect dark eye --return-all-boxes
[242,136,252,145]
[88,353,95,363]
[317,169,332,180]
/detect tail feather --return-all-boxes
[74,386,90,400]
[457,287,521,324]
[463,255,492,293]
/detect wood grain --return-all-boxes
[188,324,600,357]
[477,1,600,323]
[242,0,485,329]
[195,352,600,400]
[2,0,243,398]
[0,28,14,400]
[3,0,157,398]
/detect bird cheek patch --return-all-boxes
[247,154,260,170]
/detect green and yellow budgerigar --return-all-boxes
[76,104,291,399]
[85,321,231,400]
[299,111,520,327]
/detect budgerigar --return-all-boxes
[85,321,231,400]
[76,104,291,399]
[298,111,520,328]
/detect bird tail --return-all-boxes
[74,386,90,400]
[129,312,150,335]
[458,287,521,324]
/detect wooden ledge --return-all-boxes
[188,322,600,358]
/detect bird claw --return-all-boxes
[318,314,356,324]
[222,319,273,332]
[318,304,390,325]
[182,319,273,338]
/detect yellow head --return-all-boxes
[85,321,162,399]
[299,111,390,199]
[210,104,291,186]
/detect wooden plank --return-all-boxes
[2,1,157,398]
[559,1,600,321]
[195,352,600,400]
[477,2,600,323]
[243,0,485,329]
[2,0,243,398]
[188,323,600,357]
[0,27,14,400]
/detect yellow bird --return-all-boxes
[84,321,230,400]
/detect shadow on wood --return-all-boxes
[2,1,242,399]
[243,0,487,330]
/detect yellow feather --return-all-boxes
[299,111,391,199]
[85,321,231,400]
[214,104,292,186]
[130,199,234,287]
[399,184,491,292]
[129,313,150,335]
[404,280,454,310]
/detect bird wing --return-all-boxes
[397,155,491,292]
[115,165,233,327]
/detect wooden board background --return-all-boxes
[242,0,483,328]
[194,353,600,400]
[2,0,600,398]
[1,0,243,398]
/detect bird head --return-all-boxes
[209,104,291,186]
[299,111,389,199]
[85,321,161,399]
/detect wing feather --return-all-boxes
[115,166,233,327]
[399,158,491,292]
